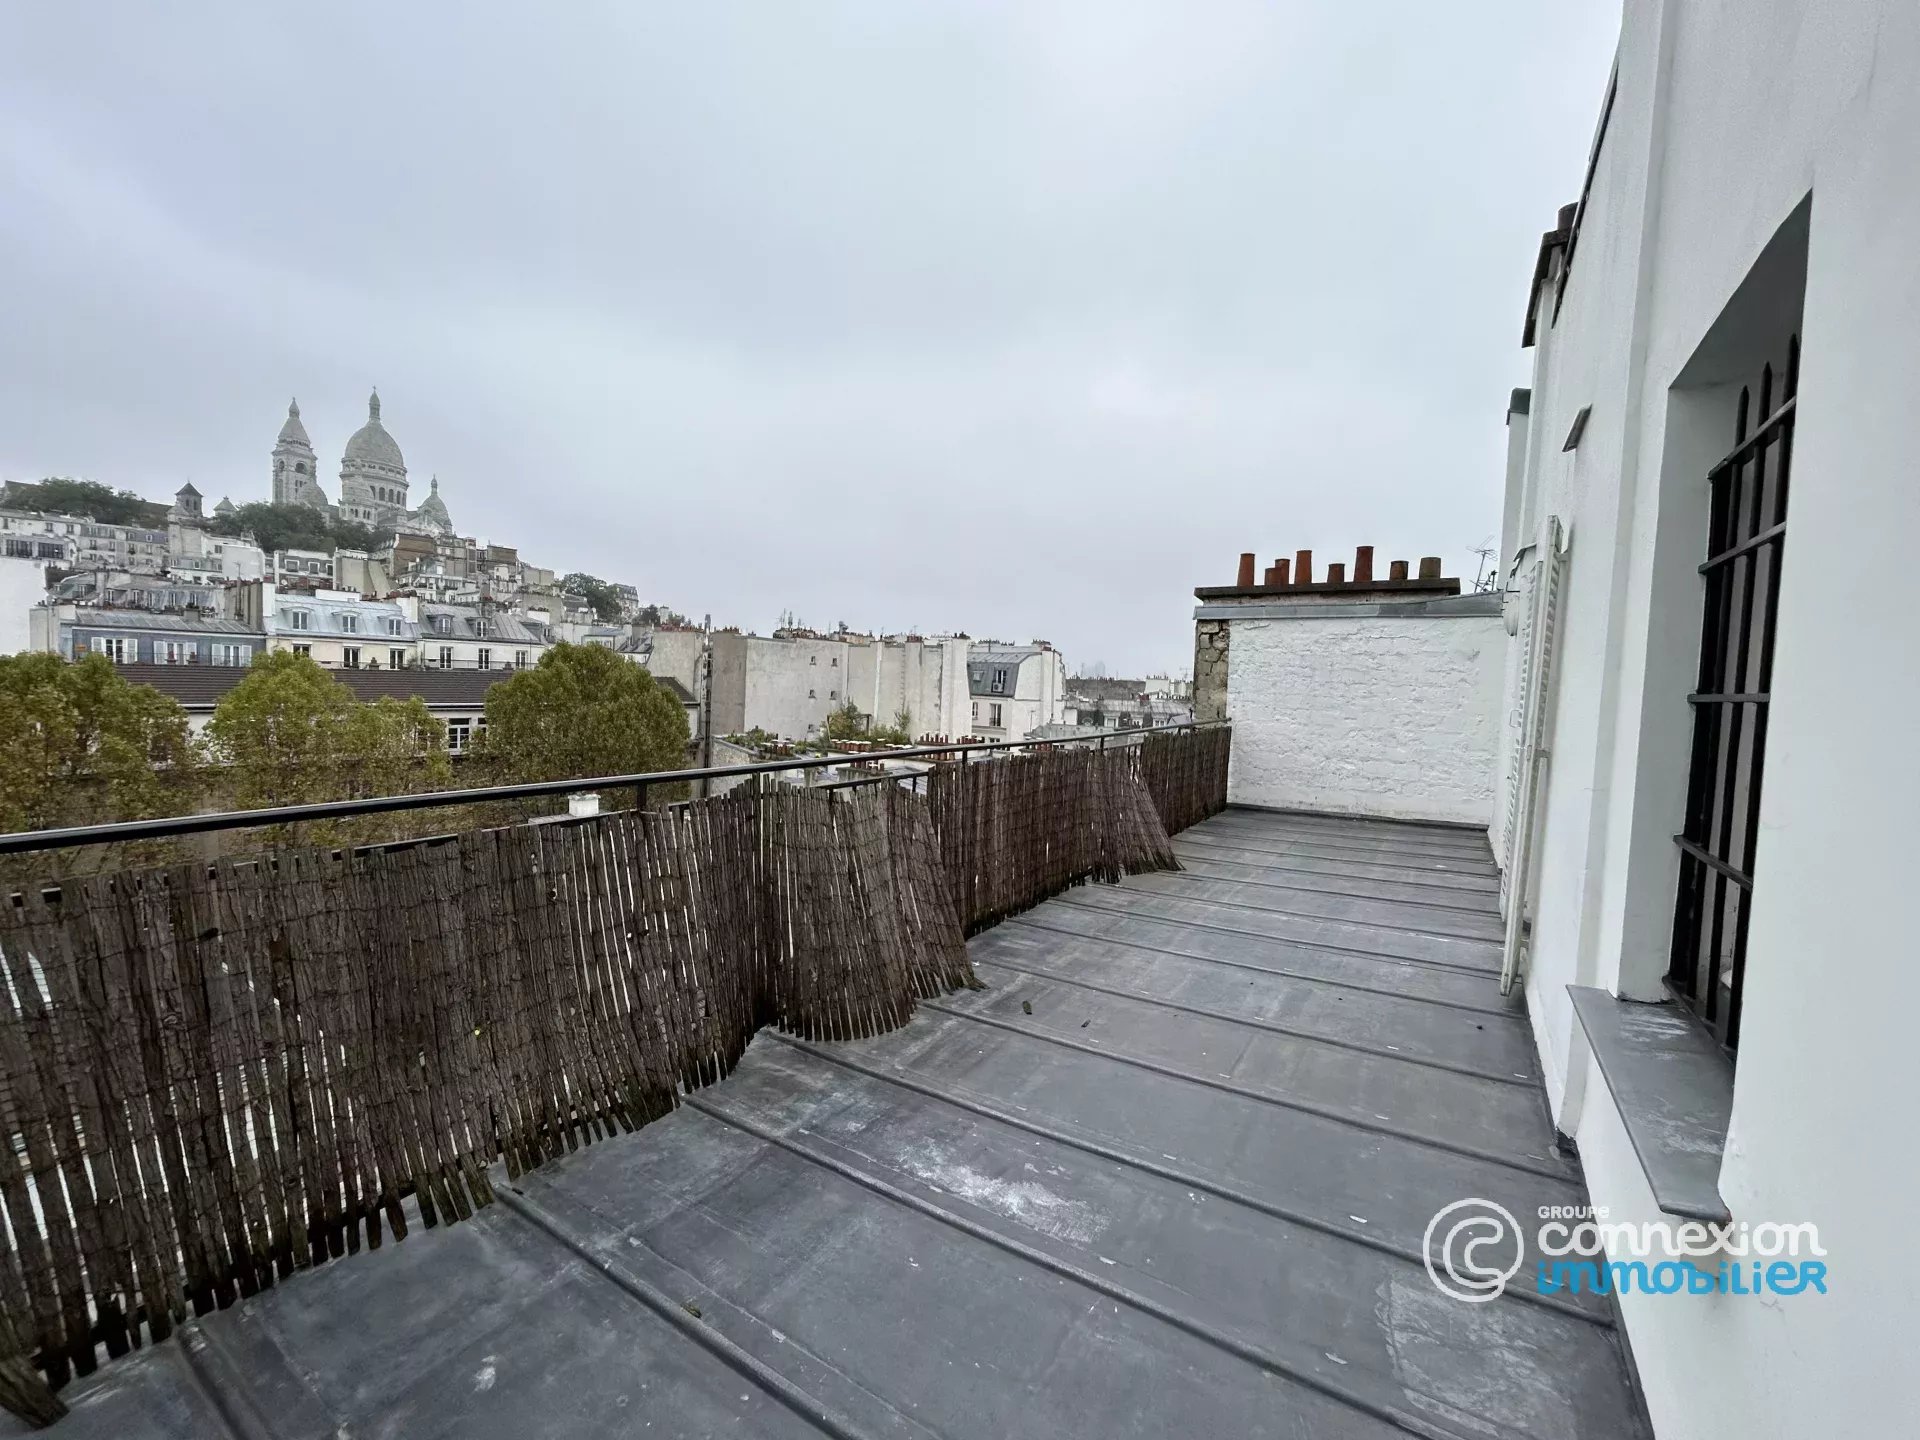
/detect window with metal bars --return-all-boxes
[1667,335,1798,1052]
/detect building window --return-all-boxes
[988,703,1004,729]
[446,717,471,753]
[439,645,454,668]
[342,647,361,669]
[287,610,310,631]
[1667,340,1797,1053]
[831,656,838,666]
[514,649,529,668]
[387,648,406,669]
[810,655,817,665]
[829,689,838,700]
[385,616,403,636]
[213,643,251,667]
[477,648,492,670]
[338,613,359,634]
[91,636,134,664]
[970,701,980,726]
[991,668,1009,693]
[155,641,189,665]
[292,643,312,657]
[434,616,452,635]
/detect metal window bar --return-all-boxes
[0,720,1225,856]
[1667,335,1798,1051]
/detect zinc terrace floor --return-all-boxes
[29,808,1647,1440]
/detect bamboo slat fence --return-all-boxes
[0,728,1227,1423]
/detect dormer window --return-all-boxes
[338,613,359,635]
[287,610,311,631]
[385,616,403,636]
[433,616,452,635]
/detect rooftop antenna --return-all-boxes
[1470,538,1499,593]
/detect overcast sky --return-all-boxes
[1,2,1617,675]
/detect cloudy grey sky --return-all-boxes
[1,2,1617,675]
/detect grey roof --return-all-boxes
[342,390,405,472]
[648,672,695,705]
[114,662,515,710]
[421,603,542,644]
[277,597,414,641]
[968,647,1038,695]
[31,807,1646,1440]
[174,482,200,499]
[64,608,262,635]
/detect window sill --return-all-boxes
[1568,986,1733,1223]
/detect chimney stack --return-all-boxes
[1418,557,1443,580]
[1273,558,1291,587]
[1295,549,1313,585]
[1389,559,1409,581]
[1236,553,1256,588]
[1353,545,1374,583]
[1326,563,1346,584]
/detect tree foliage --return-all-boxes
[868,709,915,745]
[0,653,199,834]
[206,652,448,816]
[482,642,688,784]
[208,501,385,557]
[824,701,866,741]
[4,477,162,528]
[560,572,626,622]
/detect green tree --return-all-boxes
[341,696,452,801]
[0,653,199,835]
[206,651,357,809]
[3,478,161,527]
[206,651,445,802]
[209,501,334,555]
[481,643,688,785]
[824,701,867,741]
[560,573,626,623]
[207,503,387,557]
[868,708,915,745]
[206,652,451,841]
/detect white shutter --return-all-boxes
[1499,516,1567,995]
[1498,565,1539,914]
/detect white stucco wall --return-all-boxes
[741,635,849,738]
[1495,4,1920,1437]
[0,555,47,655]
[1222,606,1504,825]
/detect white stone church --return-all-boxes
[260,390,454,538]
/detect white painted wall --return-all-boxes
[0,554,48,655]
[1495,4,1920,1437]
[851,637,971,739]
[1224,607,1503,825]
[742,635,849,739]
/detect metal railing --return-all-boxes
[0,721,1227,856]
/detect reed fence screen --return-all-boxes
[0,728,1228,1423]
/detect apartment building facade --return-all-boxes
[966,643,1066,741]
[1490,5,1919,1435]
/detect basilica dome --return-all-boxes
[342,389,406,475]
